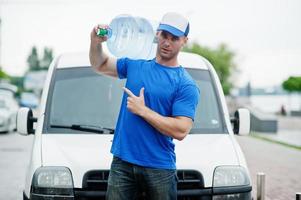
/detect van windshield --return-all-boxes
[44,67,227,134]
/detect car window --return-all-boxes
[187,69,227,134]
[44,67,227,134]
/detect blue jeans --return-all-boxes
[106,156,177,200]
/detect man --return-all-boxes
[89,12,200,200]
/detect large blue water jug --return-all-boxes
[98,15,158,59]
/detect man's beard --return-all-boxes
[156,46,178,61]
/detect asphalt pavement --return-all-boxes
[0,131,33,200]
[236,135,301,200]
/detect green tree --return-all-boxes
[0,68,9,80]
[26,46,54,71]
[27,46,40,71]
[183,43,236,95]
[282,76,301,93]
[9,76,24,97]
[40,47,53,69]
[282,76,301,111]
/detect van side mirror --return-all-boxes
[17,107,37,135]
[231,108,250,135]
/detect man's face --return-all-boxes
[156,31,187,60]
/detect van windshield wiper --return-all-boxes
[50,124,114,134]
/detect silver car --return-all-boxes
[0,96,19,133]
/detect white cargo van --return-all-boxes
[18,51,252,200]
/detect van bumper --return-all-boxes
[24,187,251,200]
[73,185,252,200]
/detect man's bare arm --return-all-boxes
[142,109,192,141]
[89,25,118,77]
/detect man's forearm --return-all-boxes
[139,107,191,141]
[89,42,108,70]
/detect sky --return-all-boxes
[0,0,300,88]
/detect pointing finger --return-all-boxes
[122,87,136,97]
[139,87,145,97]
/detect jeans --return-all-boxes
[106,156,177,200]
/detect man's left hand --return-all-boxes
[122,87,147,116]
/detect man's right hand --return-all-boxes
[90,24,110,44]
[89,24,118,78]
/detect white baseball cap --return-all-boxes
[157,12,190,37]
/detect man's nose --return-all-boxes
[162,39,171,47]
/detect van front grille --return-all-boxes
[82,170,109,191]
[177,170,204,190]
[75,169,209,200]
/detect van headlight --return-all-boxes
[213,166,251,200]
[31,167,74,199]
[213,166,250,187]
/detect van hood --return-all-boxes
[42,134,114,188]
[42,134,239,188]
[175,134,240,187]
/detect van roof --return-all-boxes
[56,51,209,70]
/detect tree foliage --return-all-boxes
[183,42,236,95]
[27,46,53,71]
[282,76,301,93]
[0,68,9,80]
[40,47,54,69]
[27,46,40,71]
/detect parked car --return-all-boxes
[18,51,251,200]
[0,82,18,100]
[0,82,18,96]
[0,96,19,133]
[19,92,40,109]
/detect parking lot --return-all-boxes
[0,131,300,200]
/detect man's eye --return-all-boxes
[162,33,168,38]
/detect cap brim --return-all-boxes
[157,24,184,37]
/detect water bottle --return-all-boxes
[97,14,158,59]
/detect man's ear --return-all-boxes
[184,37,188,44]
[182,37,188,47]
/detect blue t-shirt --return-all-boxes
[111,58,200,169]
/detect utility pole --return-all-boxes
[0,17,2,69]
[0,0,2,70]
[0,0,6,71]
